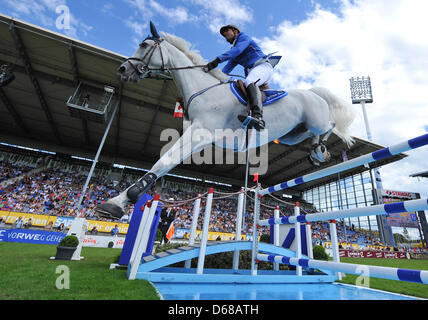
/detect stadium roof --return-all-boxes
[0,14,407,194]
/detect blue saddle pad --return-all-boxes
[230,81,288,107]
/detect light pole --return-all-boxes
[349,76,395,247]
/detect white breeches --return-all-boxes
[244,62,274,87]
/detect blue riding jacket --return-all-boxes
[217,32,267,75]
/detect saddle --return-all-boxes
[230,80,288,107]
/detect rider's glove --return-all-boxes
[206,58,220,71]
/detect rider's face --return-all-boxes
[222,29,238,44]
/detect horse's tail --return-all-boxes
[309,87,356,147]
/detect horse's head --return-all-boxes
[118,22,168,82]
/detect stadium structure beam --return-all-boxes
[68,42,91,146]
[8,22,63,145]
[0,59,173,117]
[223,143,301,176]
[263,139,348,183]
[115,82,123,157]
[0,87,30,134]
[141,80,169,155]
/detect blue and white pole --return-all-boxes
[257,253,428,284]
[197,188,214,275]
[258,198,428,226]
[260,134,428,196]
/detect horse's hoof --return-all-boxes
[96,203,124,220]
[308,154,320,166]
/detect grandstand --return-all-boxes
[0,14,426,251]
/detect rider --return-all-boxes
[206,25,274,130]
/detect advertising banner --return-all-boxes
[174,228,247,241]
[339,249,409,259]
[54,216,75,229]
[378,189,419,228]
[86,220,129,234]
[0,228,66,245]
[82,235,125,248]
[0,228,125,248]
[0,211,57,227]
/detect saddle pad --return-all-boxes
[230,81,288,107]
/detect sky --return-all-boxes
[0,0,427,204]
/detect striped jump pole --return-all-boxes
[258,198,428,226]
[185,197,201,269]
[233,188,245,271]
[260,133,428,195]
[257,253,428,284]
[273,205,280,271]
[197,188,214,275]
[129,194,160,280]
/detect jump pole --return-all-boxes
[250,183,261,276]
[128,194,160,280]
[232,189,245,270]
[294,203,303,276]
[257,253,428,284]
[196,188,214,275]
[329,219,342,280]
[260,133,428,196]
[185,197,201,268]
[129,203,151,264]
[258,198,428,226]
[273,206,280,271]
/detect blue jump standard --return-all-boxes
[127,241,337,283]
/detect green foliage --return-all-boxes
[155,229,162,242]
[58,235,79,248]
[313,245,329,261]
[259,234,271,244]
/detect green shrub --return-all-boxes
[155,229,162,242]
[313,245,329,261]
[58,235,79,248]
[259,234,271,244]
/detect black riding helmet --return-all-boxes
[219,24,241,36]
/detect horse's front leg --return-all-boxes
[96,123,213,219]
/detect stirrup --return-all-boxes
[238,114,265,130]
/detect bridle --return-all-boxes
[124,36,207,78]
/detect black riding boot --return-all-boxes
[245,82,265,130]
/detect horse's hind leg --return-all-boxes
[96,123,213,219]
[309,122,335,163]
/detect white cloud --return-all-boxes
[188,0,253,33]
[149,0,196,24]
[124,0,196,26]
[259,0,428,198]
[2,0,92,39]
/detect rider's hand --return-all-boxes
[206,58,220,71]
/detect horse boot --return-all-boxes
[238,82,265,130]
[96,172,158,220]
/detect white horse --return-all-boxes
[96,22,355,219]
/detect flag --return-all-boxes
[253,173,259,182]
[166,223,175,241]
[273,139,279,144]
[174,98,183,118]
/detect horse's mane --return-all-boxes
[161,32,228,81]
